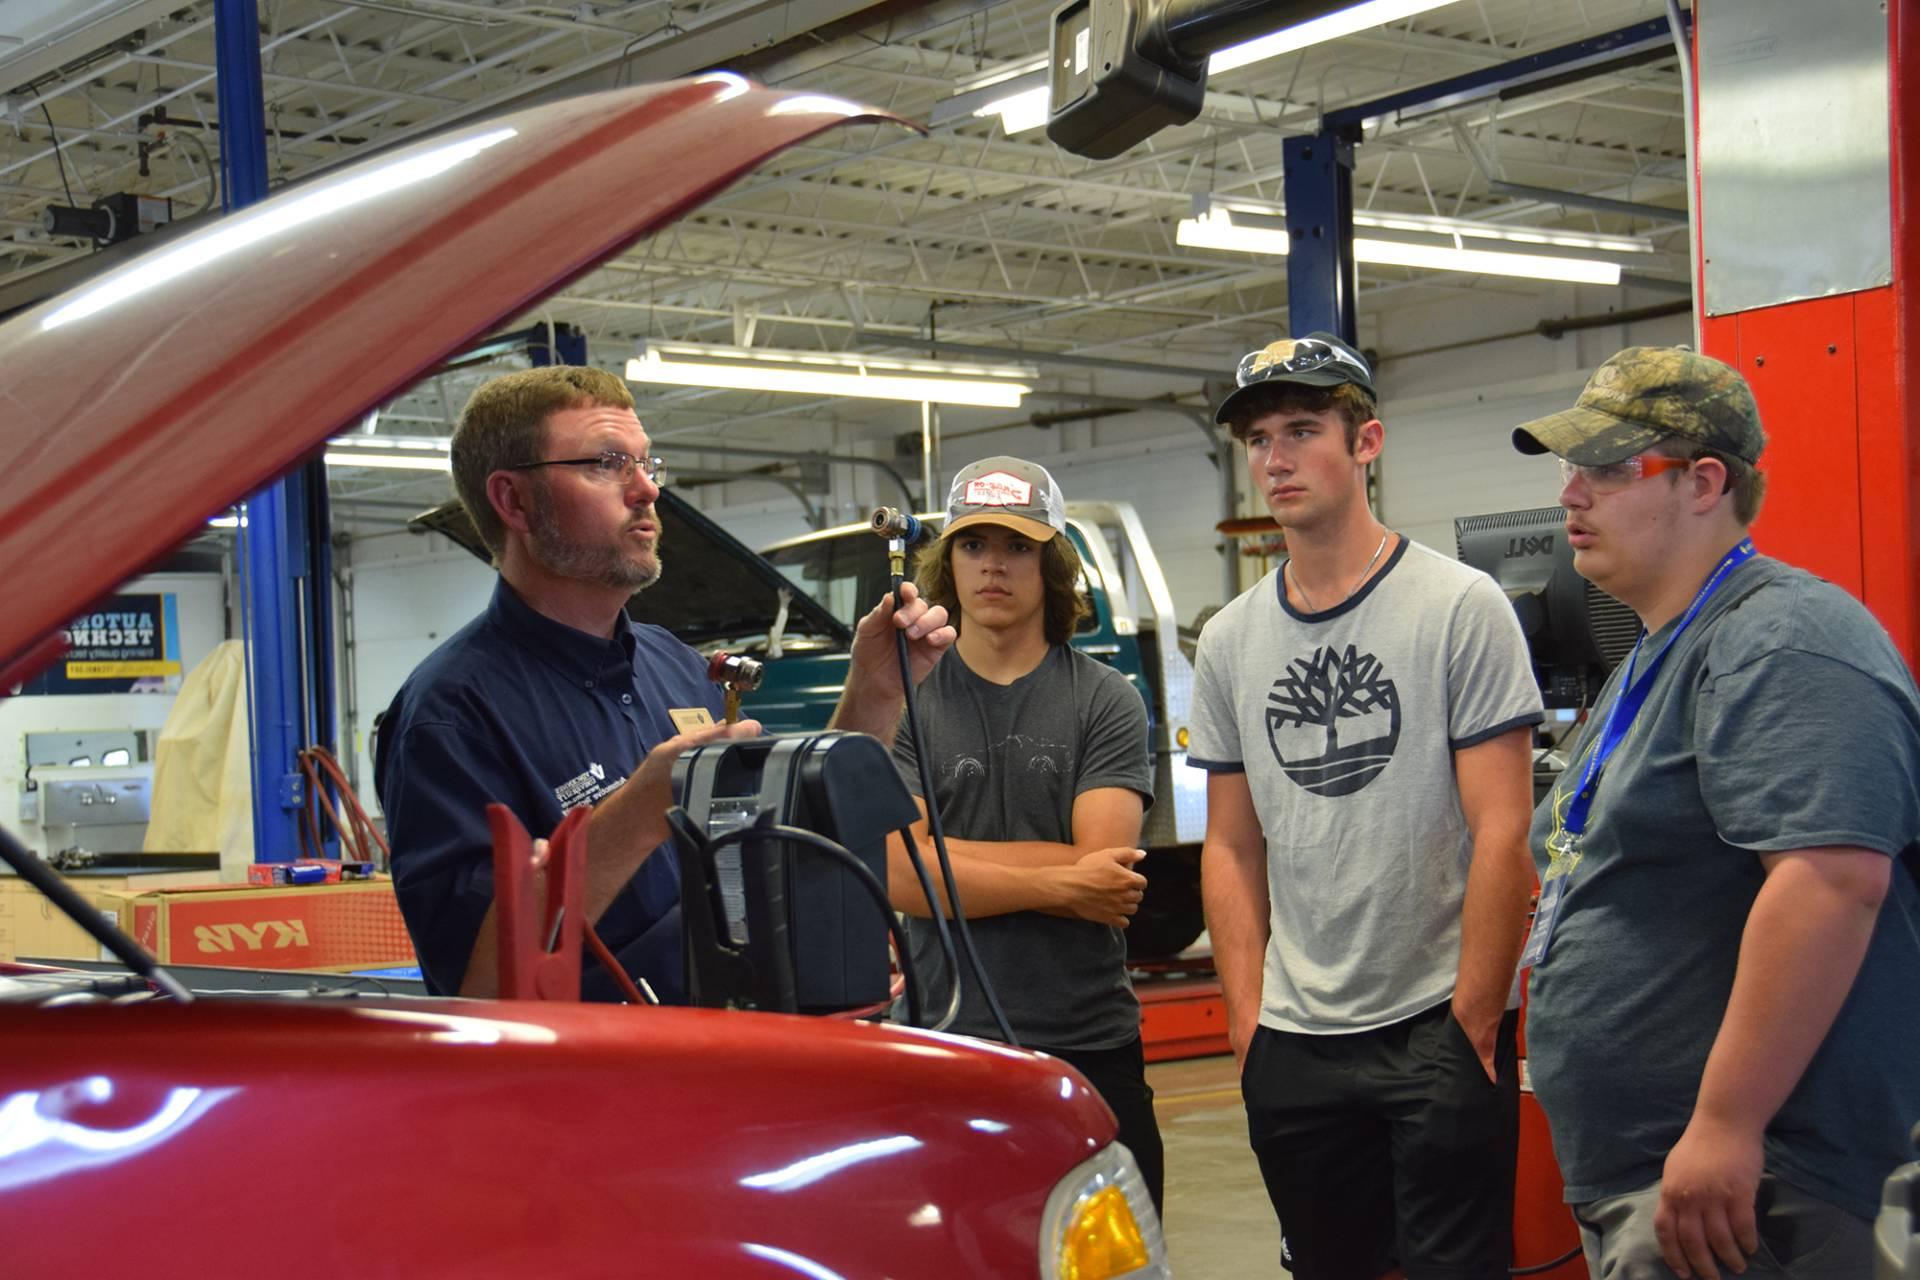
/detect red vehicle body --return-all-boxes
[0,79,1163,1277]
[0,984,1114,1275]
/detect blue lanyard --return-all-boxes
[1561,539,1755,838]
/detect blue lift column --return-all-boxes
[1282,129,1359,343]
[218,0,333,863]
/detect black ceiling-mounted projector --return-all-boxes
[1046,0,1360,158]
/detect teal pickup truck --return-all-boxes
[416,489,1208,957]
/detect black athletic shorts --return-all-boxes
[1240,999,1519,1280]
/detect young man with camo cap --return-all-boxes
[1191,332,1544,1279]
[1513,346,1920,1280]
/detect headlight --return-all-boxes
[1039,1141,1169,1279]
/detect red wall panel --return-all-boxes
[1697,0,1918,670]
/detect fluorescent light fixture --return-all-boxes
[1209,0,1460,76]
[977,84,1049,134]
[1176,205,1626,285]
[1188,195,1653,253]
[931,58,1050,135]
[322,451,452,471]
[1176,210,1291,255]
[626,342,1034,409]
[1354,210,1651,254]
[1354,236,1621,284]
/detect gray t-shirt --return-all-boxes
[1188,538,1544,1034]
[1526,555,1920,1220]
[893,644,1154,1049]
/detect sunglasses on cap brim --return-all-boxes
[1235,338,1371,388]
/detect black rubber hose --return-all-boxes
[893,583,1018,1046]
[895,824,964,1032]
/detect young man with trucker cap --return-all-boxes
[1189,332,1543,1279]
[1511,346,1920,1280]
[886,455,1164,1213]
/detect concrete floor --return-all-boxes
[1149,1054,1289,1278]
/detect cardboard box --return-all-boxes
[111,878,416,972]
[0,868,222,962]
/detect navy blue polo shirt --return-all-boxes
[375,578,721,1000]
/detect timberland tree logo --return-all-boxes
[1265,644,1400,797]
[195,920,309,952]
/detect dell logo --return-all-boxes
[1505,535,1555,558]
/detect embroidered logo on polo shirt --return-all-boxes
[1264,643,1401,797]
[555,763,624,811]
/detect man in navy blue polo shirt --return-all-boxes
[375,366,954,1000]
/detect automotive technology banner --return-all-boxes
[19,593,184,695]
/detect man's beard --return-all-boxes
[527,483,663,592]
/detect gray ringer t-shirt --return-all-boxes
[1189,538,1544,1034]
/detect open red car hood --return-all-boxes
[0,76,906,682]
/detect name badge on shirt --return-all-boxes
[668,706,714,733]
[1520,869,1569,970]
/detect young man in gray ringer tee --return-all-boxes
[1190,333,1544,1280]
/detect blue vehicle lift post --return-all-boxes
[219,0,334,863]
[1283,14,1685,347]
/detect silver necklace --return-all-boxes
[1288,529,1391,612]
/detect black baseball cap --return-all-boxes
[1215,331,1376,425]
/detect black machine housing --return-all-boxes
[670,732,918,1015]
[1046,0,1363,158]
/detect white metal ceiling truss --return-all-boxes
[0,0,1689,524]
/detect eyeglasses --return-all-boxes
[511,451,667,486]
[1235,337,1372,388]
[1558,453,1691,493]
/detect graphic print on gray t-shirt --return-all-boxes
[1265,643,1402,797]
[893,644,1154,1050]
[942,731,1074,784]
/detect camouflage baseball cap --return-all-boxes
[943,456,1066,543]
[1512,346,1765,466]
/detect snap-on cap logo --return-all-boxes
[963,472,1033,507]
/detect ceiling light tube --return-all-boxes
[1178,208,1623,284]
[1353,237,1621,284]
[322,451,452,471]
[1194,195,1653,253]
[930,58,1050,133]
[1209,0,1462,76]
[1176,210,1292,255]
[626,344,1033,408]
[977,85,1050,135]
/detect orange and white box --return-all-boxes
[112,879,415,972]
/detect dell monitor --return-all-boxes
[1455,506,1639,709]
